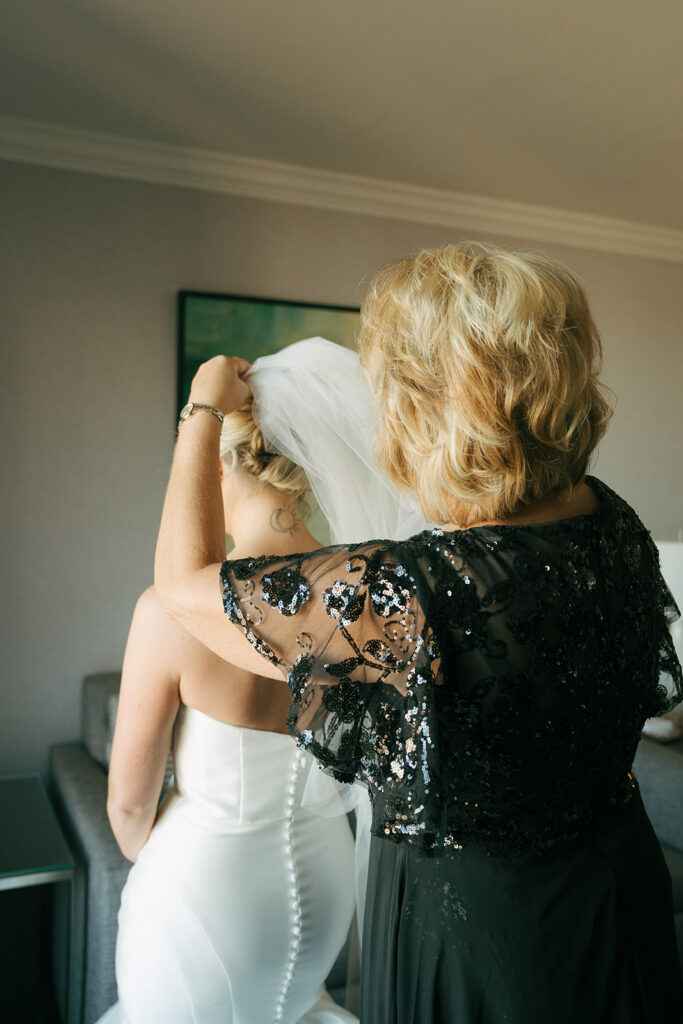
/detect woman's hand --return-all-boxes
[189,355,252,416]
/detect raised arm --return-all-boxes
[154,356,283,678]
[107,587,182,860]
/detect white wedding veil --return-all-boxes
[248,337,429,546]
[247,338,430,952]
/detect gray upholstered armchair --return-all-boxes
[50,672,130,1024]
[633,734,683,970]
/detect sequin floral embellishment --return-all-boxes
[368,565,411,617]
[323,579,366,624]
[261,565,311,616]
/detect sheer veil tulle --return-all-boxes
[248,338,429,546]
[247,338,431,944]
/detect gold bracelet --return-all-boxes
[177,402,224,430]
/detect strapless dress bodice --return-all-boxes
[170,706,342,827]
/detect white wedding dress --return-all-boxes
[97,706,359,1024]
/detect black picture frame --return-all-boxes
[177,290,360,418]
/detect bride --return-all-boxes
[99,387,362,1024]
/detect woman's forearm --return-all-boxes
[155,413,226,612]
[156,356,250,618]
[153,356,281,669]
[107,589,184,862]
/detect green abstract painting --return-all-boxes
[178,291,359,412]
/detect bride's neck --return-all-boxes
[227,492,319,558]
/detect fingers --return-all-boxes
[188,355,253,415]
[201,355,252,379]
[232,356,252,377]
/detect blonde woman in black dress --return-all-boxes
[155,243,683,1023]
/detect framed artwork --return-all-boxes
[177,290,361,545]
[177,291,360,415]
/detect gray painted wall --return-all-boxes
[2,159,682,776]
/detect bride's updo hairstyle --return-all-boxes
[359,241,613,527]
[219,396,309,511]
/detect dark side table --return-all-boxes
[0,774,75,1021]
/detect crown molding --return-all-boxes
[1,114,682,263]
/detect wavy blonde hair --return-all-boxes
[219,396,309,511]
[359,242,613,526]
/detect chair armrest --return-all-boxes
[50,742,125,868]
[50,742,131,1023]
[633,736,683,852]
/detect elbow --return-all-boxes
[155,581,185,623]
[107,791,155,822]
[154,562,214,630]
[154,563,191,623]
[106,798,154,862]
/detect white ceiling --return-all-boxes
[2,0,682,230]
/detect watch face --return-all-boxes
[179,402,194,420]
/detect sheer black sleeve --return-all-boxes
[652,567,682,715]
[220,542,438,790]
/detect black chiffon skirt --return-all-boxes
[360,790,682,1023]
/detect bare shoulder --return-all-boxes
[133,585,218,668]
[135,585,188,637]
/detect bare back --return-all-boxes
[177,620,291,733]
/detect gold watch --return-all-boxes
[177,402,224,429]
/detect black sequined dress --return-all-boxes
[221,477,683,1023]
